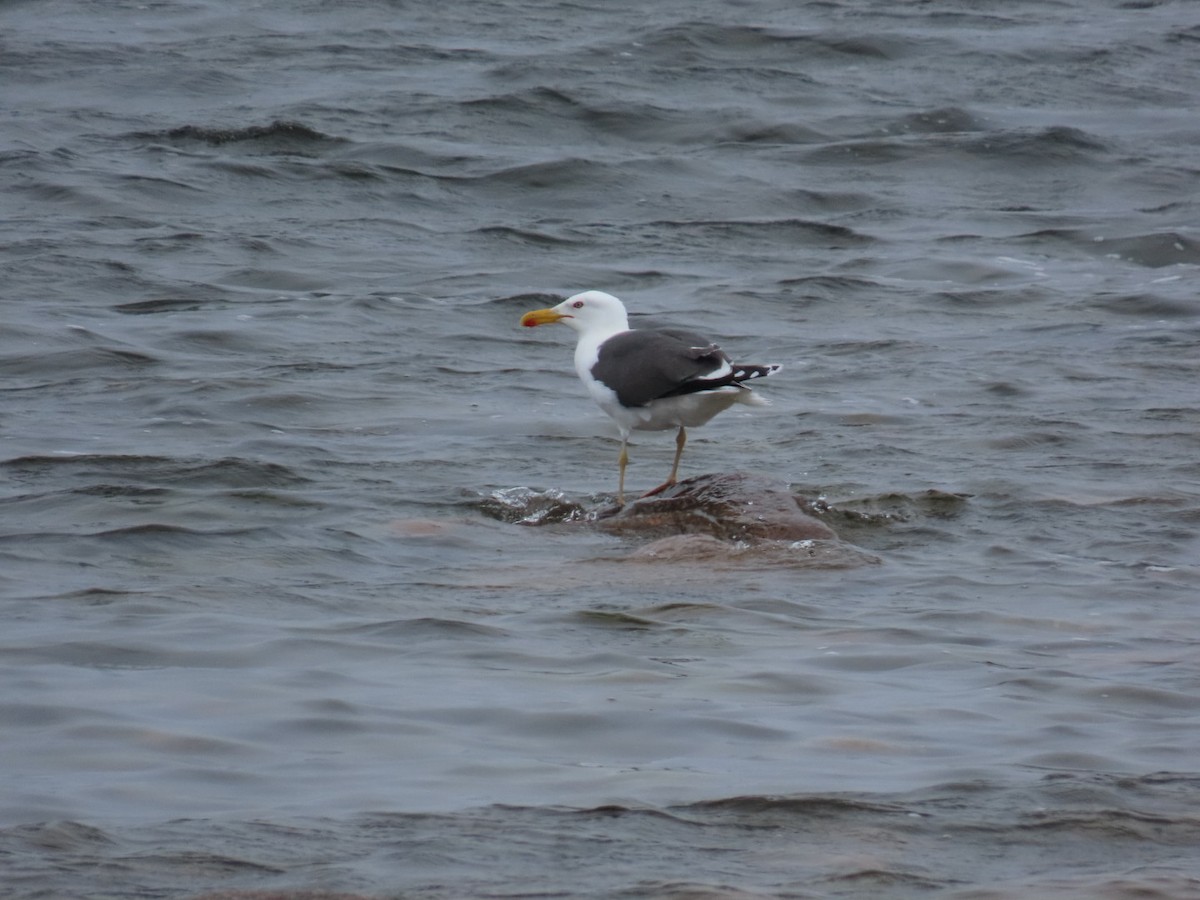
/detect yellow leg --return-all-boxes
[641,426,687,499]
[667,425,687,485]
[617,438,629,506]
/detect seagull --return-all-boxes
[520,290,780,505]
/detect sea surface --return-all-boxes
[3,1,1200,897]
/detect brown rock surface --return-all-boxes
[597,471,837,543]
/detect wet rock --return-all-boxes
[474,473,878,568]
[597,471,837,543]
[477,486,588,525]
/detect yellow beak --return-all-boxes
[520,307,569,328]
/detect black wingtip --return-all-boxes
[731,363,782,381]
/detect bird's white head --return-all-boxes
[520,290,630,337]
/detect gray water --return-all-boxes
[3,1,1200,897]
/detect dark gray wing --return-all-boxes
[590,328,734,408]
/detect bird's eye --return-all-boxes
[572,300,584,309]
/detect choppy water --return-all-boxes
[3,0,1200,897]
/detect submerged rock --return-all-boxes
[628,533,879,568]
